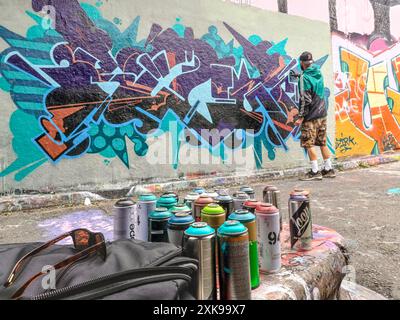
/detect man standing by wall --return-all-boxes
[295,52,336,181]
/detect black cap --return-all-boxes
[299,51,313,63]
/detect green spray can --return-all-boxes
[228,209,260,289]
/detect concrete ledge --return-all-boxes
[252,224,348,300]
[339,281,388,300]
[0,192,105,213]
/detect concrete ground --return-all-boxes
[0,161,399,299]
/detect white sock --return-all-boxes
[311,160,319,173]
[324,158,332,171]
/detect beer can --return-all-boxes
[201,203,226,230]
[148,208,173,243]
[135,193,157,241]
[232,192,250,210]
[184,192,200,210]
[217,220,251,300]
[228,210,260,289]
[289,190,312,251]
[167,212,195,247]
[205,190,219,199]
[183,222,216,300]
[263,186,282,231]
[193,195,214,222]
[156,194,178,210]
[161,192,179,203]
[256,203,281,274]
[216,194,234,218]
[113,198,135,241]
[193,187,205,195]
[262,185,275,201]
[170,203,192,216]
[243,199,261,213]
[240,186,255,199]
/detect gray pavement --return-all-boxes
[1,162,399,299]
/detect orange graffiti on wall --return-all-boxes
[335,48,400,157]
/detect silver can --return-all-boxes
[262,185,275,200]
[256,203,281,274]
[232,192,250,210]
[263,186,282,231]
[205,190,219,199]
[289,191,312,251]
[184,192,200,210]
[135,193,157,241]
[240,186,255,199]
[183,222,216,300]
[113,198,136,240]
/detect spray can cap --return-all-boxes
[201,203,226,215]
[168,212,194,225]
[255,203,279,214]
[243,199,261,208]
[193,187,205,194]
[114,198,135,208]
[205,191,219,198]
[292,189,310,197]
[185,192,200,200]
[216,194,233,202]
[139,193,157,201]
[263,185,276,192]
[170,203,191,212]
[185,222,215,237]
[149,207,173,219]
[233,191,249,198]
[240,186,254,193]
[195,195,214,204]
[218,220,248,236]
[228,209,255,223]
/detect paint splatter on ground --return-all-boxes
[38,209,114,244]
[387,188,400,195]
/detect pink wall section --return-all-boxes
[335,0,374,35]
[249,0,278,12]
[287,0,329,23]
[391,5,400,41]
[225,0,329,23]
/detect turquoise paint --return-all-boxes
[218,220,247,236]
[172,18,186,38]
[0,110,47,180]
[185,222,215,237]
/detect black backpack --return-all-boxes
[0,239,198,300]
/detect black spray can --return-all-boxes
[216,194,234,218]
[148,208,173,243]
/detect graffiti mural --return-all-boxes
[332,0,400,157]
[0,0,330,181]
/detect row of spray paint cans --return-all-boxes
[113,185,313,300]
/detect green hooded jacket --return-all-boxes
[298,64,327,121]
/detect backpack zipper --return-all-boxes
[60,274,192,300]
[27,247,185,300]
[30,266,194,300]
